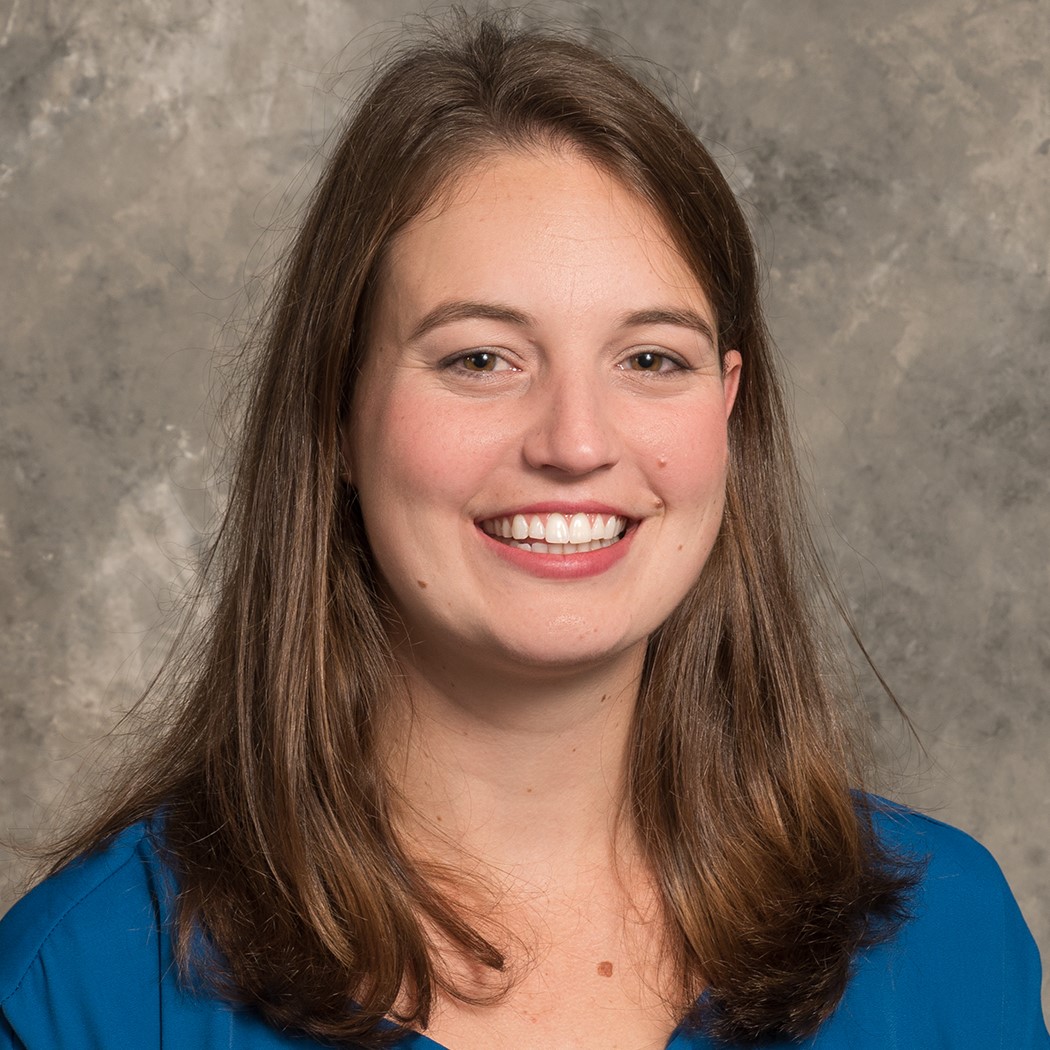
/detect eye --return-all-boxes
[462,351,499,372]
[449,350,516,373]
[621,350,684,373]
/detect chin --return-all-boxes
[484,627,650,679]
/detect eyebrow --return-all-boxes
[407,300,534,342]
[618,308,717,348]
[406,299,717,347]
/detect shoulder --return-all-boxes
[861,794,1037,961]
[0,820,167,999]
[863,795,1029,934]
[0,819,309,1049]
[0,819,173,1047]
[866,794,1009,892]
[821,795,1050,1047]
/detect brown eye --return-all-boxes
[443,349,517,376]
[462,351,497,371]
[628,351,676,372]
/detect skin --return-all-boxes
[345,146,741,1049]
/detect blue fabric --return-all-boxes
[1,801,1047,1048]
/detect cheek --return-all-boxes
[648,407,731,501]
[353,388,504,513]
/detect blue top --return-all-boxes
[1,801,1047,1049]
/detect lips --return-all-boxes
[477,511,628,555]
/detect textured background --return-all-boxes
[2,0,1047,1015]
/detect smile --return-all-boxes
[478,512,628,555]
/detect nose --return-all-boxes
[521,373,622,476]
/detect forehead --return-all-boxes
[375,146,714,328]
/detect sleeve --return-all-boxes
[967,849,1048,1047]
[0,828,165,1050]
[874,809,1049,1048]
[1004,894,1050,1042]
[0,826,284,1050]
[0,1012,27,1050]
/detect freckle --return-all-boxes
[597,961,614,977]
[677,544,683,551]
[416,579,428,589]
[436,815,442,823]
[526,787,533,793]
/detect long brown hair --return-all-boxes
[47,13,914,1045]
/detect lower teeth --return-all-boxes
[505,536,619,554]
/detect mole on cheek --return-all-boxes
[597,961,614,977]
[416,580,428,589]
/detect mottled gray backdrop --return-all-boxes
[2,0,1047,1012]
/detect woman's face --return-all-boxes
[346,147,740,679]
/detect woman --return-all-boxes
[1,16,1046,1050]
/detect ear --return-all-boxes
[721,349,742,419]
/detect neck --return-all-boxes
[382,639,648,883]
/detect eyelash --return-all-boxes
[442,349,517,374]
[619,350,688,374]
[440,347,691,376]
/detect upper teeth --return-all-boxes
[481,512,625,544]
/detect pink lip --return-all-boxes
[475,501,633,521]
[476,519,637,580]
